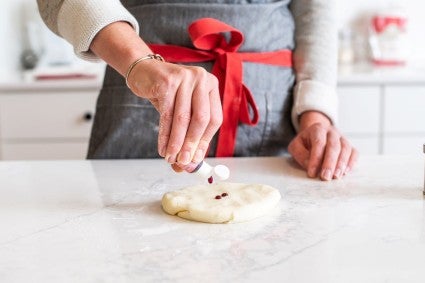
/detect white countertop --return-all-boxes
[0,156,424,282]
[0,64,105,92]
[0,77,103,92]
[337,63,425,85]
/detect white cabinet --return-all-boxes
[337,86,381,154]
[383,86,425,154]
[384,86,425,133]
[337,83,425,155]
[0,85,99,160]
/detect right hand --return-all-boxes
[126,58,223,166]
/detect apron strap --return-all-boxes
[149,17,292,157]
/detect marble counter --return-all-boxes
[0,156,424,283]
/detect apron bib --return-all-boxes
[88,0,296,159]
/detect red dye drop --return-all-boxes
[215,195,222,199]
[221,193,228,197]
[208,176,213,184]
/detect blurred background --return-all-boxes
[0,0,424,160]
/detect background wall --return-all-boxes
[0,0,424,79]
[336,0,425,65]
[0,0,26,79]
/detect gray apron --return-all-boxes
[87,0,296,159]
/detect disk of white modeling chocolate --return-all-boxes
[213,164,230,181]
[195,161,213,178]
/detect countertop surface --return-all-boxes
[0,77,103,92]
[337,64,425,85]
[0,156,424,283]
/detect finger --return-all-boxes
[177,69,211,165]
[192,83,223,163]
[157,96,174,157]
[288,136,310,169]
[306,125,327,178]
[149,98,168,157]
[154,76,177,158]
[333,137,351,179]
[171,163,184,173]
[345,147,359,175]
[165,72,194,164]
[319,131,341,181]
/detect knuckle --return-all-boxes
[167,143,180,153]
[340,137,351,148]
[160,111,173,123]
[327,139,340,150]
[340,142,350,154]
[312,137,325,148]
[158,131,170,142]
[311,123,323,131]
[157,72,172,86]
[208,73,219,86]
[210,113,223,129]
[176,112,191,124]
[197,138,210,150]
[193,111,210,125]
[176,68,191,79]
[181,140,197,151]
[192,66,207,77]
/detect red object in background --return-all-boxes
[369,10,408,66]
[35,74,97,80]
[372,16,407,34]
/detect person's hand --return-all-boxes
[127,59,223,166]
[288,111,358,181]
[89,22,222,168]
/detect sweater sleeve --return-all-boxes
[37,0,139,61]
[289,0,338,130]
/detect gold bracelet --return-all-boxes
[125,54,165,89]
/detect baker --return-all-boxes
[37,0,357,181]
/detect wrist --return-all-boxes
[90,21,152,76]
[125,54,165,89]
[299,111,332,131]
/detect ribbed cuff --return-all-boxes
[291,80,338,131]
[57,0,139,61]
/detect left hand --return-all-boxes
[288,111,358,181]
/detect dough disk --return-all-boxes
[161,182,281,223]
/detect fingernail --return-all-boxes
[193,149,204,163]
[334,168,342,179]
[344,166,351,175]
[166,154,176,164]
[321,169,332,181]
[159,146,166,157]
[178,151,191,165]
[308,166,317,178]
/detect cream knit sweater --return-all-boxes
[37,0,338,130]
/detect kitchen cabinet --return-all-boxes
[0,80,100,160]
[337,86,381,154]
[1,65,424,160]
[337,65,425,155]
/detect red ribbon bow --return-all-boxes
[149,18,292,157]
